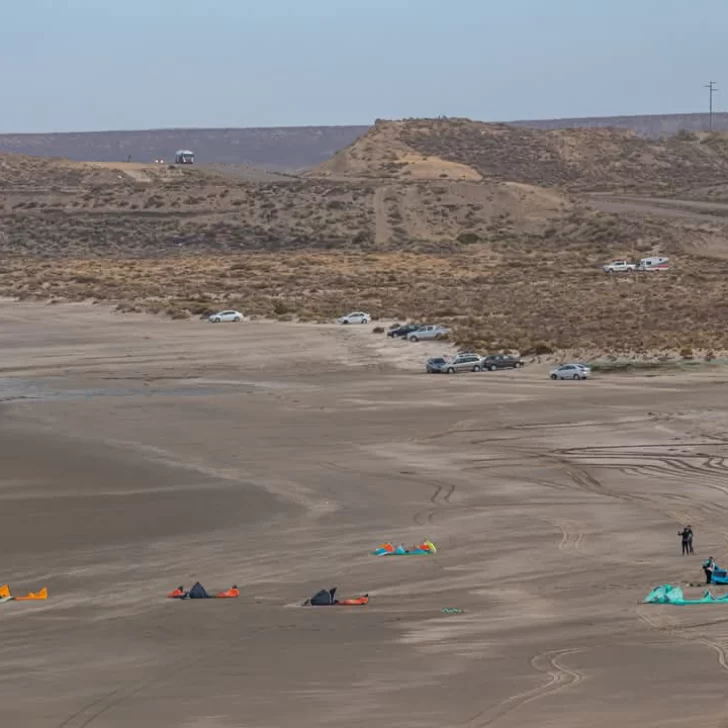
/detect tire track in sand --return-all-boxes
[549,520,586,555]
[523,448,722,528]
[697,638,728,674]
[413,482,455,526]
[314,459,456,526]
[636,607,728,677]
[635,607,680,634]
[464,648,585,727]
[55,660,190,728]
[56,626,268,728]
[544,445,728,557]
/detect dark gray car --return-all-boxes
[426,357,449,373]
[480,354,523,371]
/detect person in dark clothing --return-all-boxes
[703,557,716,584]
[678,525,694,555]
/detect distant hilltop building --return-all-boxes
[174,149,195,165]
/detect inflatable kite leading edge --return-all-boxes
[372,540,437,556]
[0,584,48,602]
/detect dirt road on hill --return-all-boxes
[3,302,728,727]
[587,193,728,221]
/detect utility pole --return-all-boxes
[705,81,718,131]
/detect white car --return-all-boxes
[550,363,591,380]
[208,310,244,323]
[337,311,371,325]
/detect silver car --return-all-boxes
[407,324,450,342]
[549,363,591,380]
[428,352,483,373]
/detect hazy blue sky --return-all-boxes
[2,0,725,132]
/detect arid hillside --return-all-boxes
[5,117,728,354]
[311,118,728,193]
[0,152,574,254]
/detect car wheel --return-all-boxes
[473,365,481,372]
[572,374,580,380]
[515,362,522,368]
[446,367,455,374]
[361,319,367,324]
[342,320,349,325]
[233,317,240,322]
[213,318,221,323]
[489,365,496,371]
[409,336,418,342]
[550,374,558,380]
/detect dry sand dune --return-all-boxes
[3,302,728,726]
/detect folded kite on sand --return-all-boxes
[167,582,239,599]
[0,584,48,602]
[15,587,48,601]
[372,540,436,556]
[303,588,369,606]
[644,584,728,605]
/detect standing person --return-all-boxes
[678,525,694,555]
[703,557,716,584]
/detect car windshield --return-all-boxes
[429,358,446,364]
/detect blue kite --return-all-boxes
[644,584,728,605]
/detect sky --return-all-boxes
[2,0,726,133]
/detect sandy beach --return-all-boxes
[3,301,728,727]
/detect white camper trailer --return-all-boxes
[637,256,670,272]
[174,150,195,165]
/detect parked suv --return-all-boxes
[407,325,450,342]
[480,354,523,371]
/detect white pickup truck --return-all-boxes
[602,259,636,273]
